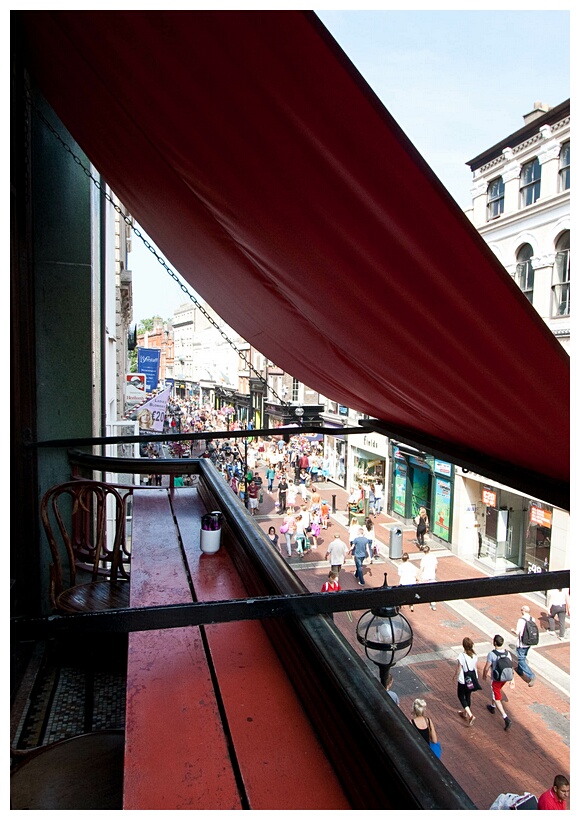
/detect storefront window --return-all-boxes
[524,503,552,573]
[432,477,452,540]
[353,448,385,484]
[410,467,430,517]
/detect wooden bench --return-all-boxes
[125,488,350,810]
[124,489,241,810]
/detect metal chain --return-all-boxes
[28,91,289,407]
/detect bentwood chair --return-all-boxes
[11,730,125,809]
[41,480,130,613]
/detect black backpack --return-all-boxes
[492,650,514,682]
[521,617,539,646]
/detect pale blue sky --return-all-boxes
[130,7,570,324]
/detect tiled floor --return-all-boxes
[12,648,126,751]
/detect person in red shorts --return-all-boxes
[538,775,569,810]
[482,634,515,730]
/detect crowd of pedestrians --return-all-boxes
[141,406,569,804]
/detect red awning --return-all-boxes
[17,11,569,505]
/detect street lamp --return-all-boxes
[294,406,304,425]
[356,573,414,687]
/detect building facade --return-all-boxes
[454,100,571,574]
[465,99,570,350]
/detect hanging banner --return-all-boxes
[137,347,161,392]
[135,386,171,432]
[125,373,146,408]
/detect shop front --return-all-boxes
[234,393,251,428]
[524,503,553,575]
[349,432,387,487]
[174,379,195,399]
[199,381,214,409]
[324,433,346,488]
[389,444,454,545]
[458,477,543,574]
[249,378,266,430]
[453,471,569,578]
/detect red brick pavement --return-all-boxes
[253,478,570,810]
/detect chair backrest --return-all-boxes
[41,480,128,609]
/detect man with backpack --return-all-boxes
[513,605,539,686]
[482,634,515,730]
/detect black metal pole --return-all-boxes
[379,664,390,688]
[244,437,249,509]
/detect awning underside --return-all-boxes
[18,10,569,505]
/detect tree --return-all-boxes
[138,317,159,333]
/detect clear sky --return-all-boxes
[129,5,570,325]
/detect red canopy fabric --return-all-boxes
[18,11,569,504]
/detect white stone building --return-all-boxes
[465,99,570,350]
[454,100,571,577]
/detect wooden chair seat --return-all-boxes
[56,579,130,614]
[41,480,130,614]
[11,730,125,809]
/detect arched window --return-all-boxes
[515,244,534,303]
[519,158,541,207]
[552,231,570,317]
[486,177,504,220]
[559,141,570,192]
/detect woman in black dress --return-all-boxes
[415,506,429,549]
[277,474,288,514]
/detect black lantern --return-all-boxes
[356,573,413,687]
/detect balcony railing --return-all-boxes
[12,436,569,809]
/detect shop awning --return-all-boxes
[17,10,569,507]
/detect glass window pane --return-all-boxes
[559,144,570,192]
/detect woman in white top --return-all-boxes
[453,636,480,726]
[294,515,306,556]
[398,552,418,611]
[547,588,569,639]
[349,517,362,546]
[282,513,296,557]
[363,516,377,561]
[299,506,314,551]
[373,481,383,515]
[286,480,298,512]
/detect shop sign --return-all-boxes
[409,455,427,468]
[338,405,349,416]
[361,434,383,451]
[530,505,552,528]
[482,487,497,507]
[393,447,406,460]
[434,459,452,477]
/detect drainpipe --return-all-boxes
[100,178,108,479]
